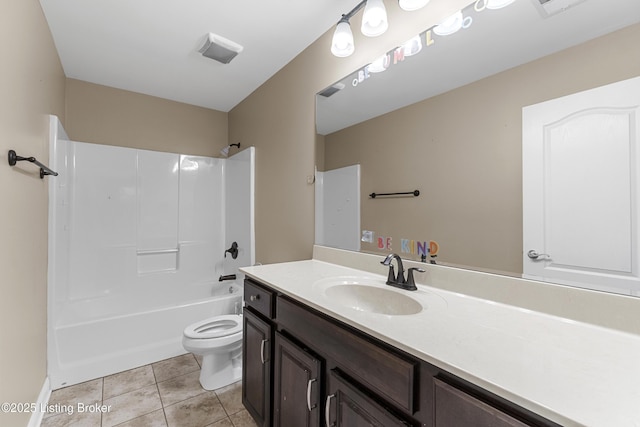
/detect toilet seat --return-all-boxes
[184,315,242,339]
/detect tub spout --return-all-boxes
[219,274,236,282]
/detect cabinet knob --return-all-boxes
[250,294,260,301]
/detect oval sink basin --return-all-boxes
[324,284,422,315]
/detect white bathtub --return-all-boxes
[48,281,243,389]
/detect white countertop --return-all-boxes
[241,259,640,427]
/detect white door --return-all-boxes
[523,76,640,296]
[315,165,361,252]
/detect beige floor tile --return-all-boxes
[214,381,243,416]
[102,384,162,427]
[45,378,103,418]
[40,409,102,427]
[157,371,206,407]
[112,409,167,427]
[164,392,227,427]
[194,354,203,367]
[152,354,200,383]
[206,418,234,427]
[229,409,257,427]
[103,365,156,400]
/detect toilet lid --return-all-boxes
[184,315,242,339]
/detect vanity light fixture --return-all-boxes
[361,0,389,36]
[432,10,464,36]
[367,53,391,73]
[331,0,365,57]
[486,0,516,9]
[402,35,423,56]
[331,17,356,57]
[332,0,425,57]
[398,0,430,11]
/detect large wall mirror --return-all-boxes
[315,0,640,295]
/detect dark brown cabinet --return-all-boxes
[434,378,530,427]
[326,370,411,427]
[243,277,561,427]
[242,306,272,427]
[273,332,322,427]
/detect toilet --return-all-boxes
[182,314,243,390]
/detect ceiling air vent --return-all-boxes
[533,0,589,17]
[318,83,345,98]
[198,33,243,64]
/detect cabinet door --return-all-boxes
[326,370,410,427]
[434,378,529,427]
[242,309,272,427]
[273,332,322,427]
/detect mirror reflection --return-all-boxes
[315,0,640,295]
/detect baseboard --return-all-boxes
[27,377,51,427]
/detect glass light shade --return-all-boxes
[433,10,463,36]
[398,0,430,11]
[486,0,516,9]
[331,21,355,57]
[367,54,390,73]
[361,0,389,37]
[402,35,422,57]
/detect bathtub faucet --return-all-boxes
[224,242,239,259]
[219,274,236,282]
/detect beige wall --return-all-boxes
[65,79,228,157]
[229,0,471,264]
[0,1,66,425]
[323,24,640,274]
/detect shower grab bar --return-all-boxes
[136,248,179,255]
[8,150,58,179]
[369,190,420,198]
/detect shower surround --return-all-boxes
[46,117,254,389]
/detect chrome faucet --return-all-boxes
[380,254,424,291]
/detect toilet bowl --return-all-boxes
[182,314,243,390]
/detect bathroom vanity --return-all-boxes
[240,247,640,427]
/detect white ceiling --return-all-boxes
[39,0,640,117]
[39,0,362,112]
[317,0,640,134]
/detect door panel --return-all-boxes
[434,379,529,427]
[242,309,271,427]
[273,332,321,427]
[326,370,410,427]
[523,76,640,295]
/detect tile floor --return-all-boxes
[42,354,257,427]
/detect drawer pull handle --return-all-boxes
[260,339,268,364]
[325,394,335,427]
[250,294,260,301]
[306,378,317,411]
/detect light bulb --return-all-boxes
[398,0,430,11]
[331,20,355,57]
[486,0,516,9]
[361,0,389,37]
[433,11,463,36]
[402,35,422,57]
[367,54,390,73]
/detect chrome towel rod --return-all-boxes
[369,190,420,198]
[8,150,58,179]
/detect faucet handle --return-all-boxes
[406,267,426,289]
[380,253,394,266]
[385,264,396,284]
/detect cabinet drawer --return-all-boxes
[327,369,411,427]
[434,378,530,427]
[244,279,275,319]
[277,296,417,414]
